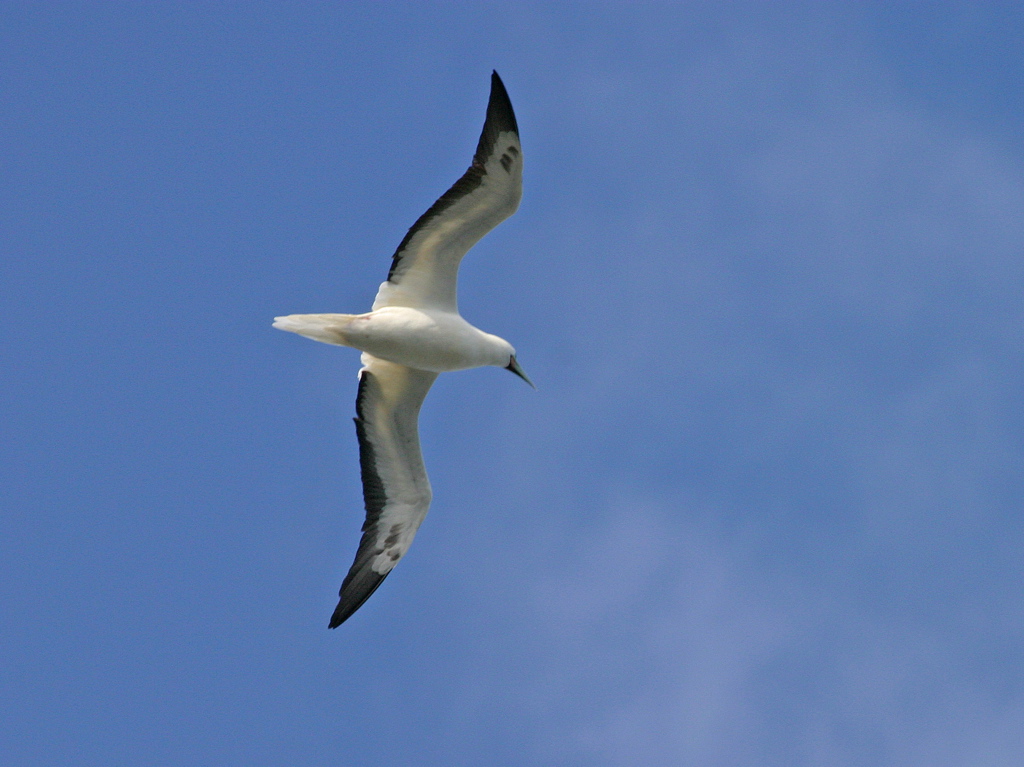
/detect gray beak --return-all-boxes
[505,355,536,389]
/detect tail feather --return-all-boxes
[272,314,354,346]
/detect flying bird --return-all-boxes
[274,72,532,628]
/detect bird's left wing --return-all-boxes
[329,354,439,628]
[372,71,522,313]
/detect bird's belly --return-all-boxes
[343,310,486,372]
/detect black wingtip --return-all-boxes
[328,569,391,628]
[484,70,518,137]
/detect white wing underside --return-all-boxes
[329,354,438,628]
[372,74,522,313]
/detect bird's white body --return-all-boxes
[273,304,515,373]
[274,72,530,628]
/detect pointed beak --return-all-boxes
[506,355,536,389]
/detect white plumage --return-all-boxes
[274,72,532,628]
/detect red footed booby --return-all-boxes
[274,72,532,627]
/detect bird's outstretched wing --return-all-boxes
[329,354,438,628]
[372,71,522,313]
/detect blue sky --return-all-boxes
[4,3,1024,765]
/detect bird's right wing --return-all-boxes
[329,354,438,628]
[372,71,522,313]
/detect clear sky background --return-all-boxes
[4,2,1024,765]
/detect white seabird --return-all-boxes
[274,72,532,628]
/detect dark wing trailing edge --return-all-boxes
[372,71,523,312]
[329,356,438,628]
[328,373,390,627]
